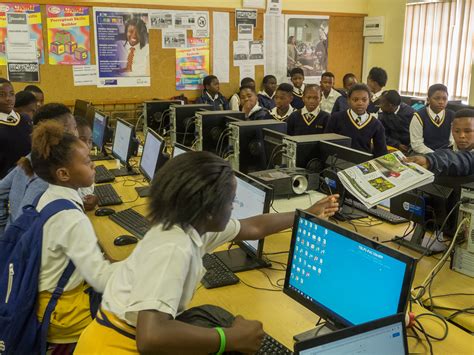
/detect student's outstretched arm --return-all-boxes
[234,194,339,241]
[407,150,474,176]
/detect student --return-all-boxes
[409,83,454,154]
[0,78,32,179]
[196,75,230,110]
[269,83,296,121]
[319,72,341,113]
[257,75,277,110]
[407,149,474,176]
[22,121,117,349]
[451,109,474,152]
[331,73,358,114]
[75,151,339,354]
[230,77,255,111]
[378,90,415,154]
[326,84,388,157]
[25,84,45,107]
[287,84,329,135]
[0,104,79,236]
[366,67,387,113]
[121,17,149,76]
[239,86,272,120]
[290,67,305,110]
[14,90,38,122]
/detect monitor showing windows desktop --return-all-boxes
[284,210,416,341]
[110,118,139,176]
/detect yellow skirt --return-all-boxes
[36,283,92,344]
[74,308,138,354]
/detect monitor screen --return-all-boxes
[285,211,415,327]
[112,119,133,163]
[92,111,108,149]
[140,130,163,181]
[173,143,190,157]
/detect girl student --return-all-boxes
[20,121,118,351]
[75,151,339,354]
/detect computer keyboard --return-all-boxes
[94,165,115,184]
[94,184,123,207]
[109,208,150,239]
[201,253,240,289]
[345,199,408,224]
[90,153,114,161]
[256,334,292,355]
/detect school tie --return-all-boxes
[126,47,135,72]
[356,116,362,125]
[435,115,440,124]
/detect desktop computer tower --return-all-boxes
[170,103,213,146]
[143,100,183,135]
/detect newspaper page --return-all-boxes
[337,151,435,208]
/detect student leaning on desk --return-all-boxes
[75,151,339,354]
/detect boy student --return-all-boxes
[0,78,32,179]
[409,83,454,154]
[230,77,255,111]
[14,90,38,122]
[287,84,330,135]
[257,75,277,110]
[290,67,305,109]
[366,67,387,113]
[319,72,341,113]
[332,73,358,114]
[25,84,45,107]
[239,86,272,120]
[451,109,474,152]
[196,75,230,110]
[269,83,296,121]
[378,90,415,154]
[325,83,388,157]
[75,151,339,354]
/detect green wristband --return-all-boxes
[215,327,226,355]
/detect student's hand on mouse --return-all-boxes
[83,194,99,211]
[404,156,430,169]
[306,194,340,219]
[226,315,264,353]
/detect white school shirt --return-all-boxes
[229,93,240,111]
[37,184,117,293]
[320,88,341,113]
[302,105,321,118]
[124,42,150,77]
[270,105,295,121]
[371,88,384,103]
[349,109,370,126]
[101,219,241,326]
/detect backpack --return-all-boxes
[0,198,79,355]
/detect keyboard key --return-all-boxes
[109,208,151,239]
[94,184,122,206]
[95,165,115,184]
[257,334,292,355]
[201,253,239,289]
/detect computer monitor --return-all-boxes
[84,104,96,127]
[74,99,91,117]
[213,171,273,272]
[92,111,108,151]
[284,210,415,341]
[262,128,289,168]
[110,118,139,177]
[294,313,408,355]
[172,142,191,157]
[143,100,183,135]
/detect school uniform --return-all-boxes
[326,109,388,157]
[258,91,276,110]
[367,88,384,114]
[229,92,240,111]
[269,105,296,122]
[247,104,272,120]
[287,106,330,136]
[320,88,341,114]
[0,111,32,179]
[122,42,150,76]
[409,106,454,154]
[36,184,118,343]
[75,220,241,354]
[331,95,350,114]
[378,103,415,149]
[291,84,305,110]
[196,91,230,111]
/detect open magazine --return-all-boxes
[337,151,434,209]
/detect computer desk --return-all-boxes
[89,160,473,352]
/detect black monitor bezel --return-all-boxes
[92,110,109,150]
[112,118,135,165]
[284,209,416,328]
[139,128,166,182]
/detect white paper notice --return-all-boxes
[162,29,187,49]
[213,12,229,83]
[240,65,255,82]
[73,65,98,86]
[266,0,282,15]
[6,40,36,61]
[243,0,266,9]
[6,13,29,44]
[238,24,253,41]
[149,10,174,29]
[264,14,286,82]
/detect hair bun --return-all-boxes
[31,121,65,159]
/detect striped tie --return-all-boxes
[126,47,135,72]
[435,115,440,124]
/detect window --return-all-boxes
[399,0,474,101]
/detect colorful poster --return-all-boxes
[0,3,44,65]
[175,38,209,90]
[94,7,150,87]
[46,5,90,65]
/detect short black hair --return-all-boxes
[321,72,335,80]
[33,103,71,125]
[290,67,304,78]
[262,75,276,84]
[24,84,43,94]
[381,90,401,106]
[240,77,255,86]
[148,151,235,230]
[276,83,293,94]
[348,83,371,98]
[454,108,474,120]
[427,83,448,97]
[239,85,256,95]
[368,67,388,87]
[75,115,90,128]
[203,75,218,88]
[343,73,357,85]
[14,90,37,108]
[303,84,321,95]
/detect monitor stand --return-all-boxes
[110,164,140,177]
[213,248,271,273]
[334,205,368,221]
[395,224,447,255]
[135,186,151,198]
[293,321,338,342]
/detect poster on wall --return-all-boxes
[7,61,39,82]
[175,38,209,90]
[285,14,329,83]
[46,5,90,65]
[94,7,150,87]
[0,3,44,65]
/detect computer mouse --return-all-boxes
[114,235,138,246]
[95,207,116,217]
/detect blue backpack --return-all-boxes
[0,198,79,355]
